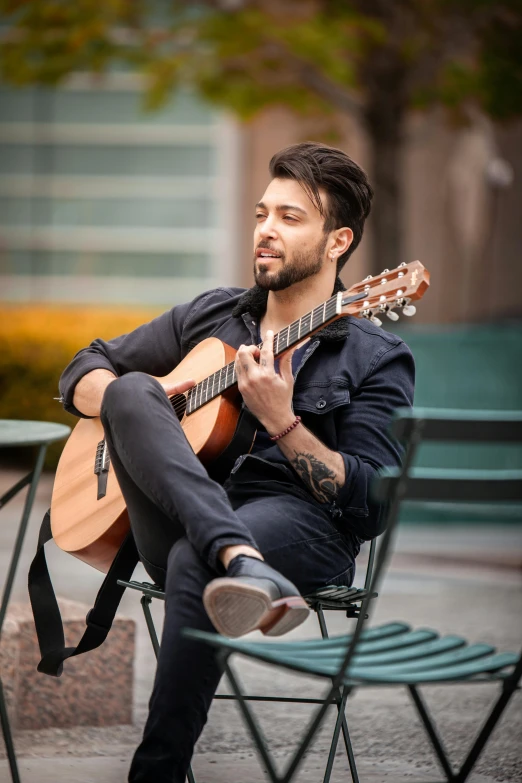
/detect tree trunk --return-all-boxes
[363,67,407,276]
[366,122,405,276]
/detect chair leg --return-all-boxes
[141,596,197,783]
[0,678,21,783]
[225,647,345,783]
[141,595,161,659]
[316,608,360,783]
[408,685,455,781]
[322,688,350,783]
[224,657,281,782]
[454,662,522,783]
[0,446,47,634]
[280,683,339,783]
[316,605,329,640]
[320,686,360,783]
[339,707,360,783]
[409,669,522,783]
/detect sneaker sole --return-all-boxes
[203,578,310,638]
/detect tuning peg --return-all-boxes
[370,315,382,327]
[402,304,416,317]
[386,309,399,321]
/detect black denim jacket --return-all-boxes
[59,283,415,541]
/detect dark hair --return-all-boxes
[269,141,373,273]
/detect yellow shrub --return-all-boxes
[0,304,163,468]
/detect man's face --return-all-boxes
[253,178,329,291]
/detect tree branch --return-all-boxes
[296,61,364,119]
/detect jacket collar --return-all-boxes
[232,276,350,343]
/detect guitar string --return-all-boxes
[187,296,339,414]
[185,307,335,416]
[182,295,339,417]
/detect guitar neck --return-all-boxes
[186,291,355,415]
[179,259,430,416]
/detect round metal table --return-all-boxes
[0,419,70,783]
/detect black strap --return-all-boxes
[28,509,138,677]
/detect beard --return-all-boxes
[254,234,328,292]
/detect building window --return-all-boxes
[0,73,240,305]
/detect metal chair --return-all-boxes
[119,538,377,783]
[183,408,522,783]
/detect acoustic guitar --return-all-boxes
[51,261,430,572]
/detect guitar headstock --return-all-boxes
[342,260,430,326]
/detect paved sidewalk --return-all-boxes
[4,754,500,783]
[0,470,521,782]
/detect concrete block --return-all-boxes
[0,617,19,718]
[0,599,135,730]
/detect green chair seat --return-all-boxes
[351,635,470,665]
[352,651,519,684]
[232,621,410,654]
[258,635,471,667]
[183,627,518,685]
[246,626,438,658]
[305,586,372,609]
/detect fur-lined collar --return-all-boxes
[232,276,350,343]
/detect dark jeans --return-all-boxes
[100,372,356,783]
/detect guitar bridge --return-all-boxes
[94,439,111,500]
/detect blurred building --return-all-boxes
[1,71,521,324]
[0,73,241,306]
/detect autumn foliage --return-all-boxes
[0,304,161,466]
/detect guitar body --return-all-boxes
[51,338,241,573]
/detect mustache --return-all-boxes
[255,241,284,259]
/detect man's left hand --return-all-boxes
[235,330,295,435]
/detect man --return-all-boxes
[59,141,414,782]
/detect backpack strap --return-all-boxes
[28,509,138,677]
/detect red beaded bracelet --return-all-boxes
[269,416,302,441]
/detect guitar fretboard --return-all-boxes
[185,293,340,414]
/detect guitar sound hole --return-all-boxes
[170,393,187,421]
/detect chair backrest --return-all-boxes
[331,408,522,688]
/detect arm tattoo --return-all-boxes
[291,451,341,504]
